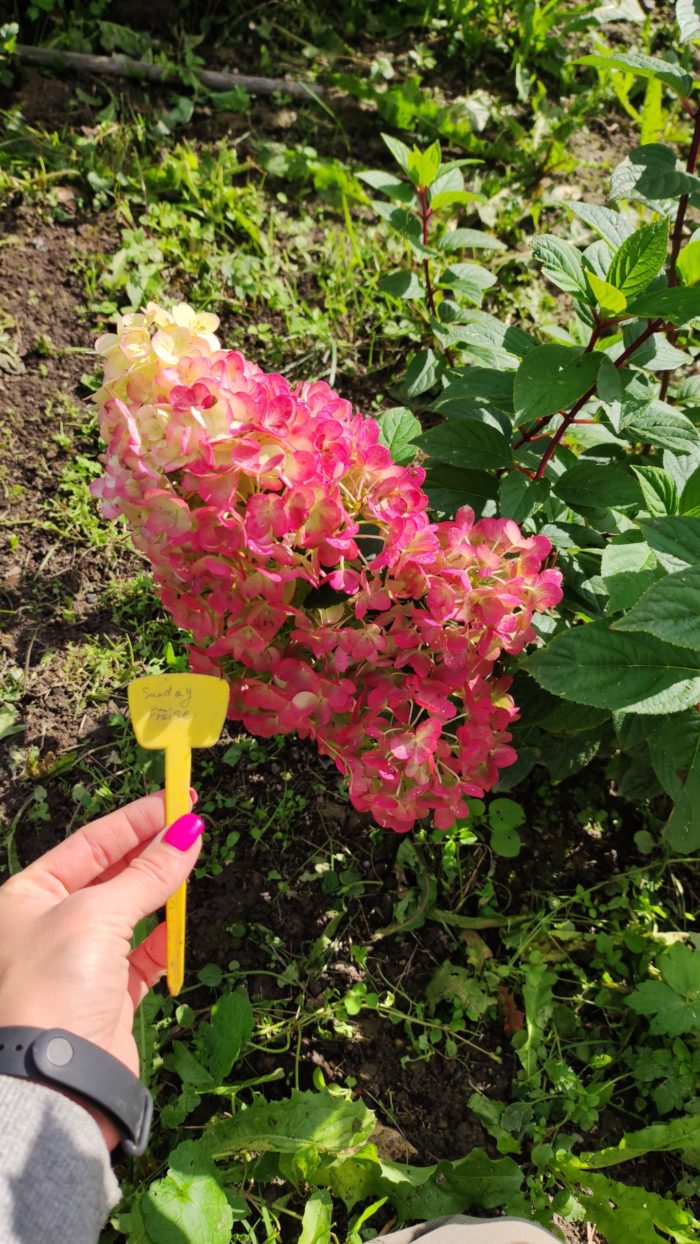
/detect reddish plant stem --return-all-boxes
[533,318,663,479]
[659,102,700,399]
[417,186,437,318]
[512,318,602,452]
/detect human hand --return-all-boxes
[0,792,204,1149]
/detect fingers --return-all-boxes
[93,814,205,929]
[18,791,169,899]
[128,922,167,1009]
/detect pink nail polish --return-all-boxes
[163,813,205,851]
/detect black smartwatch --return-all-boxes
[0,1027,153,1156]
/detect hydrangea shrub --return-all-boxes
[92,302,562,832]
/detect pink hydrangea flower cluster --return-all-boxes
[92,302,562,833]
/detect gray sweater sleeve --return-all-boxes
[0,1075,121,1244]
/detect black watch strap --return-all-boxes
[0,1027,153,1156]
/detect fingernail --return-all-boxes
[189,786,198,806]
[163,813,205,852]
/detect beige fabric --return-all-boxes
[368,1214,560,1243]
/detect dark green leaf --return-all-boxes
[376,407,421,464]
[203,989,254,1084]
[664,729,700,852]
[680,463,700,512]
[416,421,512,469]
[597,355,624,431]
[622,399,700,454]
[433,368,514,415]
[377,271,424,300]
[526,621,700,714]
[576,52,692,97]
[621,322,692,370]
[513,345,602,426]
[627,284,700,325]
[614,563,700,649]
[632,465,679,516]
[607,218,668,298]
[610,143,700,202]
[438,311,536,369]
[499,473,549,523]
[641,514,700,569]
[143,1141,233,1244]
[423,466,498,516]
[404,349,442,397]
[554,461,642,510]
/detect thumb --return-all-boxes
[96,813,205,928]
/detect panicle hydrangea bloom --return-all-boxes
[92,302,562,833]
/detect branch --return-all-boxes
[532,318,663,480]
[13,43,323,101]
[659,103,700,399]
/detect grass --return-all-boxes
[1,3,699,1242]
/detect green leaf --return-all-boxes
[499,473,549,523]
[404,348,442,397]
[680,463,700,512]
[632,465,679,516]
[641,515,700,570]
[579,1112,700,1169]
[610,143,700,202]
[438,228,505,251]
[615,563,700,648]
[416,421,512,469]
[597,355,624,431]
[143,1141,233,1244]
[621,322,691,370]
[167,1041,214,1088]
[437,263,496,305]
[676,238,700,284]
[376,407,421,464]
[356,169,414,202]
[627,284,700,326]
[568,1169,700,1244]
[377,271,424,300]
[203,1088,375,1159]
[553,461,642,510]
[586,270,627,315]
[437,310,535,369]
[381,132,412,176]
[532,234,588,295]
[677,0,700,41]
[407,139,441,188]
[526,621,700,714]
[202,989,254,1084]
[377,1150,522,1219]
[299,1190,333,1244]
[627,944,700,1035]
[565,200,634,250]
[607,218,669,298]
[622,399,700,455]
[664,726,700,851]
[433,368,514,415]
[576,51,692,97]
[513,345,602,426]
[426,962,493,1018]
[422,466,498,516]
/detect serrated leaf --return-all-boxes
[526,621,700,714]
[533,234,588,295]
[677,0,700,42]
[615,563,700,648]
[437,310,535,369]
[641,514,700,569]
[611,144,700,203]
[513,345,602,426]
[586,269,627,314]
[627,944,700,1035]
[416,420,512,469]
[627,284,700,325]
[576,51,692,97]
[203,1088,375,1159]
[607,218,669,298]
[632,465,678,516]
[680,462,700,512]
[437,263,496,305]
[622,399,700,455]
[423,466,498,516]
[565,200,634,249]
[433,367,514,415]
[553,461,642,510]
[499,472,549,523]
[597,355,624,431]
[377,271,424,300]
[376,407,421,464]
[404,348,442,397]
